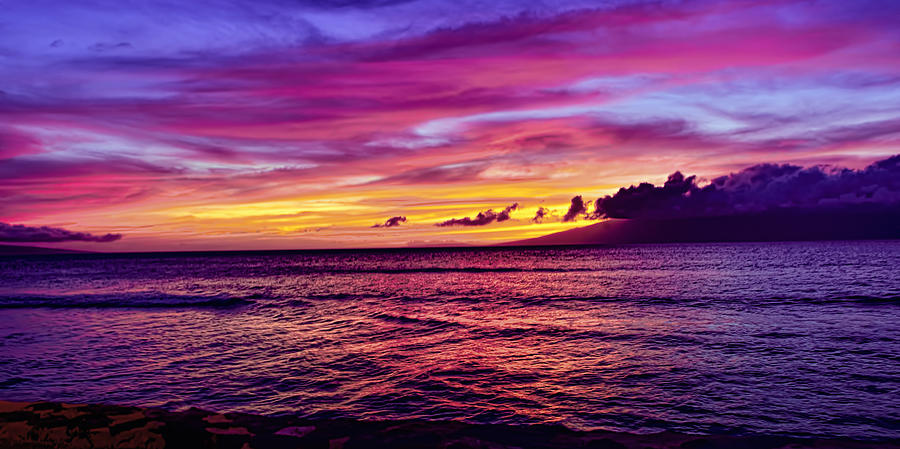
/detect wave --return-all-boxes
[286,293,900,307]
[834,295,900,304]
[294,267,597,274]
[0,292,254,309]
[761,295,900,306]
[4,291,895,310]
[370,312,463,329]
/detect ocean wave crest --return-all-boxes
[0,292,253,309]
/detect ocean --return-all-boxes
[0,242,898,439]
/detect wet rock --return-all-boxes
[204,414,233,424]
[0,401,897,449]
[275,425,316,438]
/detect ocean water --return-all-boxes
[0,242,898,439]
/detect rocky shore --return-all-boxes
[0,400,896,449]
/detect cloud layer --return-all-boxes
[0,222,122,243]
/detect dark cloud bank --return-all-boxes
[511,155,900,245]
[437,203,518,227]
[0,222,122,243]
[591,155,900,220]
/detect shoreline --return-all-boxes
[1,401,897,449]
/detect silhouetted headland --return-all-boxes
[504,212,900,246]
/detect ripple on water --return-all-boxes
[0,242,898,439]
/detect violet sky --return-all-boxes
[1,0,898,250]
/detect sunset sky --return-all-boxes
[1,0,899,251]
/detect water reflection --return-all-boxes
[0,242,898,438]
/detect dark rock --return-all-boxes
[0,401,897,449]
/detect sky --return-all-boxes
[1,0,898,251]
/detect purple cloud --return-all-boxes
[436,203,518,227]
[532,206,550,223]
[0,222,122,242]
[562,195,587,222]
[372,216,407,228]
[592,154,900,219]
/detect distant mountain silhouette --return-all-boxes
[0,244,87,256]
[503,211,900,246]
